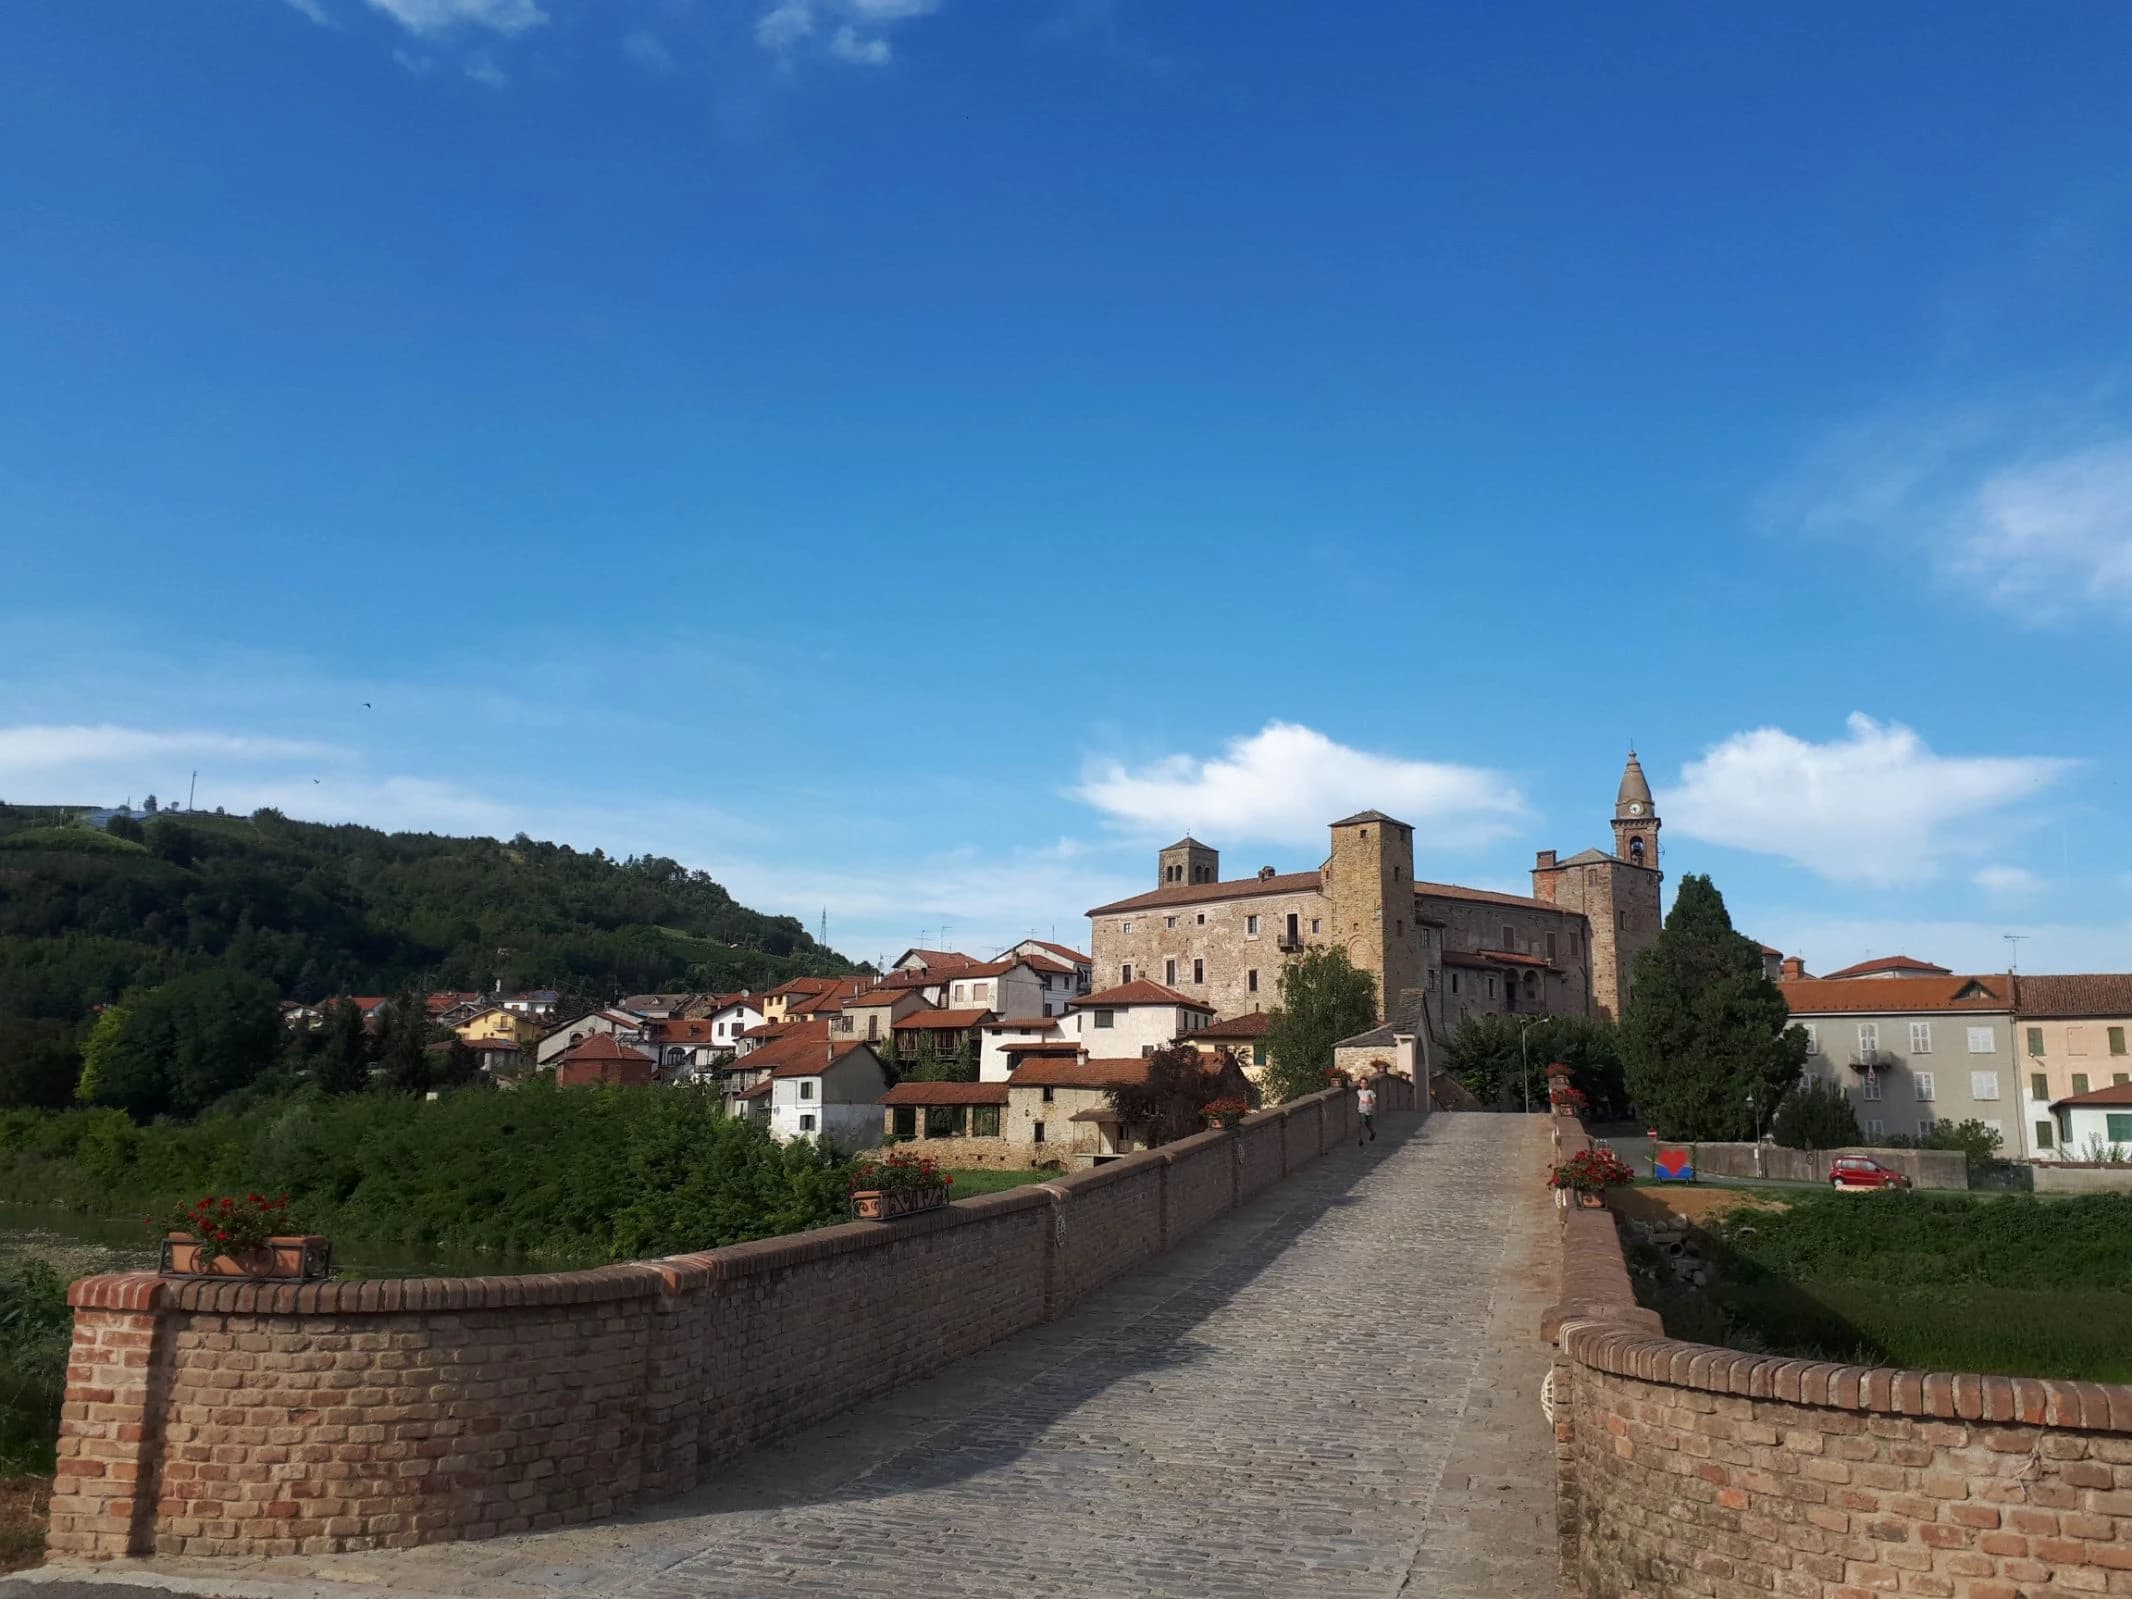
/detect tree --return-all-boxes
[904,1034,978,1084]
[1104,1042,1251,1146]
[142,795,158,814]
[78,970,282,1119]
[1769,1077,1862,1150]
[377,994,433,1096]
[316,999,373,1095]
[435,1036,482,1089]
[1620,875,1808,1140]
[1261,947,1378,1104]
[0,1014,82,1109]
[1890,1118,2007,1178]
[1443,1014,1630,1117]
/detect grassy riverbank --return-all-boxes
[1634,1190,2132,1380]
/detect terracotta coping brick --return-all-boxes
[1548,1113,2132,1434]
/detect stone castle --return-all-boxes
[1086,752,1664,1033]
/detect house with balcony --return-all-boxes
[2013,974,2132,1161]
[534,1007,648,1069]
[703,993,765,1056]
[1783,975,2016,1148]
[836,986,932,1049]
[891,1007,997,1069]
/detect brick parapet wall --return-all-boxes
[1545,1117,2132,1599]
[51,1079,1412,1561]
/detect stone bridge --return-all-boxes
[18,1104,1560,1599]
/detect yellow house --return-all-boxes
[760,976,837,1026]
[455,1006,540,1047]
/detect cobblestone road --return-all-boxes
[10,1111,1558,1599]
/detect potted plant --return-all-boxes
[1549,1084,1590,1118]
[848,1149,953,1220]
[156,1193,332,1279]
[1547,1148,1634,1208]
[1202,1095,1251,1130]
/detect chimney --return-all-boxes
[1535,849,1557,869]
[1781,956,1805,982]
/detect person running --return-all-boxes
[1357,1079,1377,1145]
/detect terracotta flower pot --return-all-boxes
[162,1232,333,1279]
[1576,1191,1607,1209]
[851,1187,948,1221]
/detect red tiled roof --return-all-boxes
[344,996,389,1012]
[1200,1012,1272,1038]
[1413,881,1576,915]
[1819,955,1953,980]
[984,1017,1060,1031]
[1020,954,1076,975]
[770,1042,886,1080]
[1009,1056,1154,1088]
[879,1082,1010,1106]
[1071,980,1214,1012]
[2052,1082,2132,1109]
[2015,975,2132,1019]
[893,1008,996,1030]
[1003,1040,1081,1055]
[1017,940,1091,966]
[737,1080,772,1100]
[1780,976,2009,1015]
[560,1034,653,1065]
[765,976,840,999]
[465,1038,522,1052]
[1087,871,1323,916]
[647,1017,719,1043]
[1471,948,1553,969]
[846,986,923,1009]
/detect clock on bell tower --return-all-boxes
[1612,750,1660,870]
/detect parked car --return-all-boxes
[1829,1155,1912,1192]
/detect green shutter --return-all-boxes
[2108,1114,2132,1143]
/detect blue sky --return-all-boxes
[3,0,2129,975]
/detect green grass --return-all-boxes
[1636,1190,2132,1382]
[949,1169,1048,1197]
[0,825,146,855]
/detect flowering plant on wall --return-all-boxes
[1546,1149,1633,1194]
[1202,1096,1251,1129]
[848,1149,953,1195]
[153,1193,297,1254]
[1549,1084,1591,1115]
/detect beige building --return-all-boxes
[2012,974,2132,1161]
[1085,757,1660,1039]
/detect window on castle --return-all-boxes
[1501,924,1515,949]
[1165,916,1176,929]
[1120,964,1133,984]
[1246,915,1260,936]
[1546,933,1558,961]
[1165,959,1177,985]
[1193,958,1204,984]
[1248,969,1259,993]
[1450,973,1460,994]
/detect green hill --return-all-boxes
[0,804,851,1108]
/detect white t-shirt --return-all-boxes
[1357,1087,1377,1115]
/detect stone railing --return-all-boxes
[1544,1119,2132,1598]
[50,1077,1417,1561]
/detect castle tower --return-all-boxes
[1323,810,1419,1022]
[1612,750,1660,871]
[1157,836,1220,888]
[1529,752,1665,1022]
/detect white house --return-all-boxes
[1062,979,1216,1061]
[1001,940,1093,1012]
[769,1042,893,1148]
[978,1016,1069,1082]
[2049,1082,2132,1161]
[704,995,766,1055]
[941,959,1048,1019]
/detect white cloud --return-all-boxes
[847,0,939,17]
[755,0,815,52]
[1975,864,2042,896]
[622,29,673,71]
[463,49,507,85]
[828,24,890,63]
[281,0,333,24]
[1075,722,1528,850]
[1945,440,2132,623]
[1669,713,2075,887]
[392,46,434,72]
[362,0,546,35]
[0,724,340,777]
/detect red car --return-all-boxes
[1829,1155,1912,1192]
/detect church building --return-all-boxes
[1084,754,1665,1038]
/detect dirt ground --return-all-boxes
[1609,1185,1790,1226]
[0,1478,48,1575]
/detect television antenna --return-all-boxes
[2004,933,2028,974]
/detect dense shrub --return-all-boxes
[0,1086,853,1264]
[0,1263,69,1475]
[1769,1077,1863,1150]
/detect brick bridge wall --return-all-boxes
[49,1079,1413,1561]
[1545,1118,2132,1599]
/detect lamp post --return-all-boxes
[1519,1017,1539,1115]
[1747,1087,1763,1176]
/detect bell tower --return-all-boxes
[1612,750,1660,871]
[1157,836,1220,888]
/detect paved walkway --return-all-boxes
[10,1112,1558,1599]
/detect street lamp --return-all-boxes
[1519,1017,1539,1115]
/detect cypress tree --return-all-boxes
[1620,875,1807,1140]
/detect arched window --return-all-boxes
[1629,836,1646,866]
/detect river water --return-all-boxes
[0,1205,588,1282]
